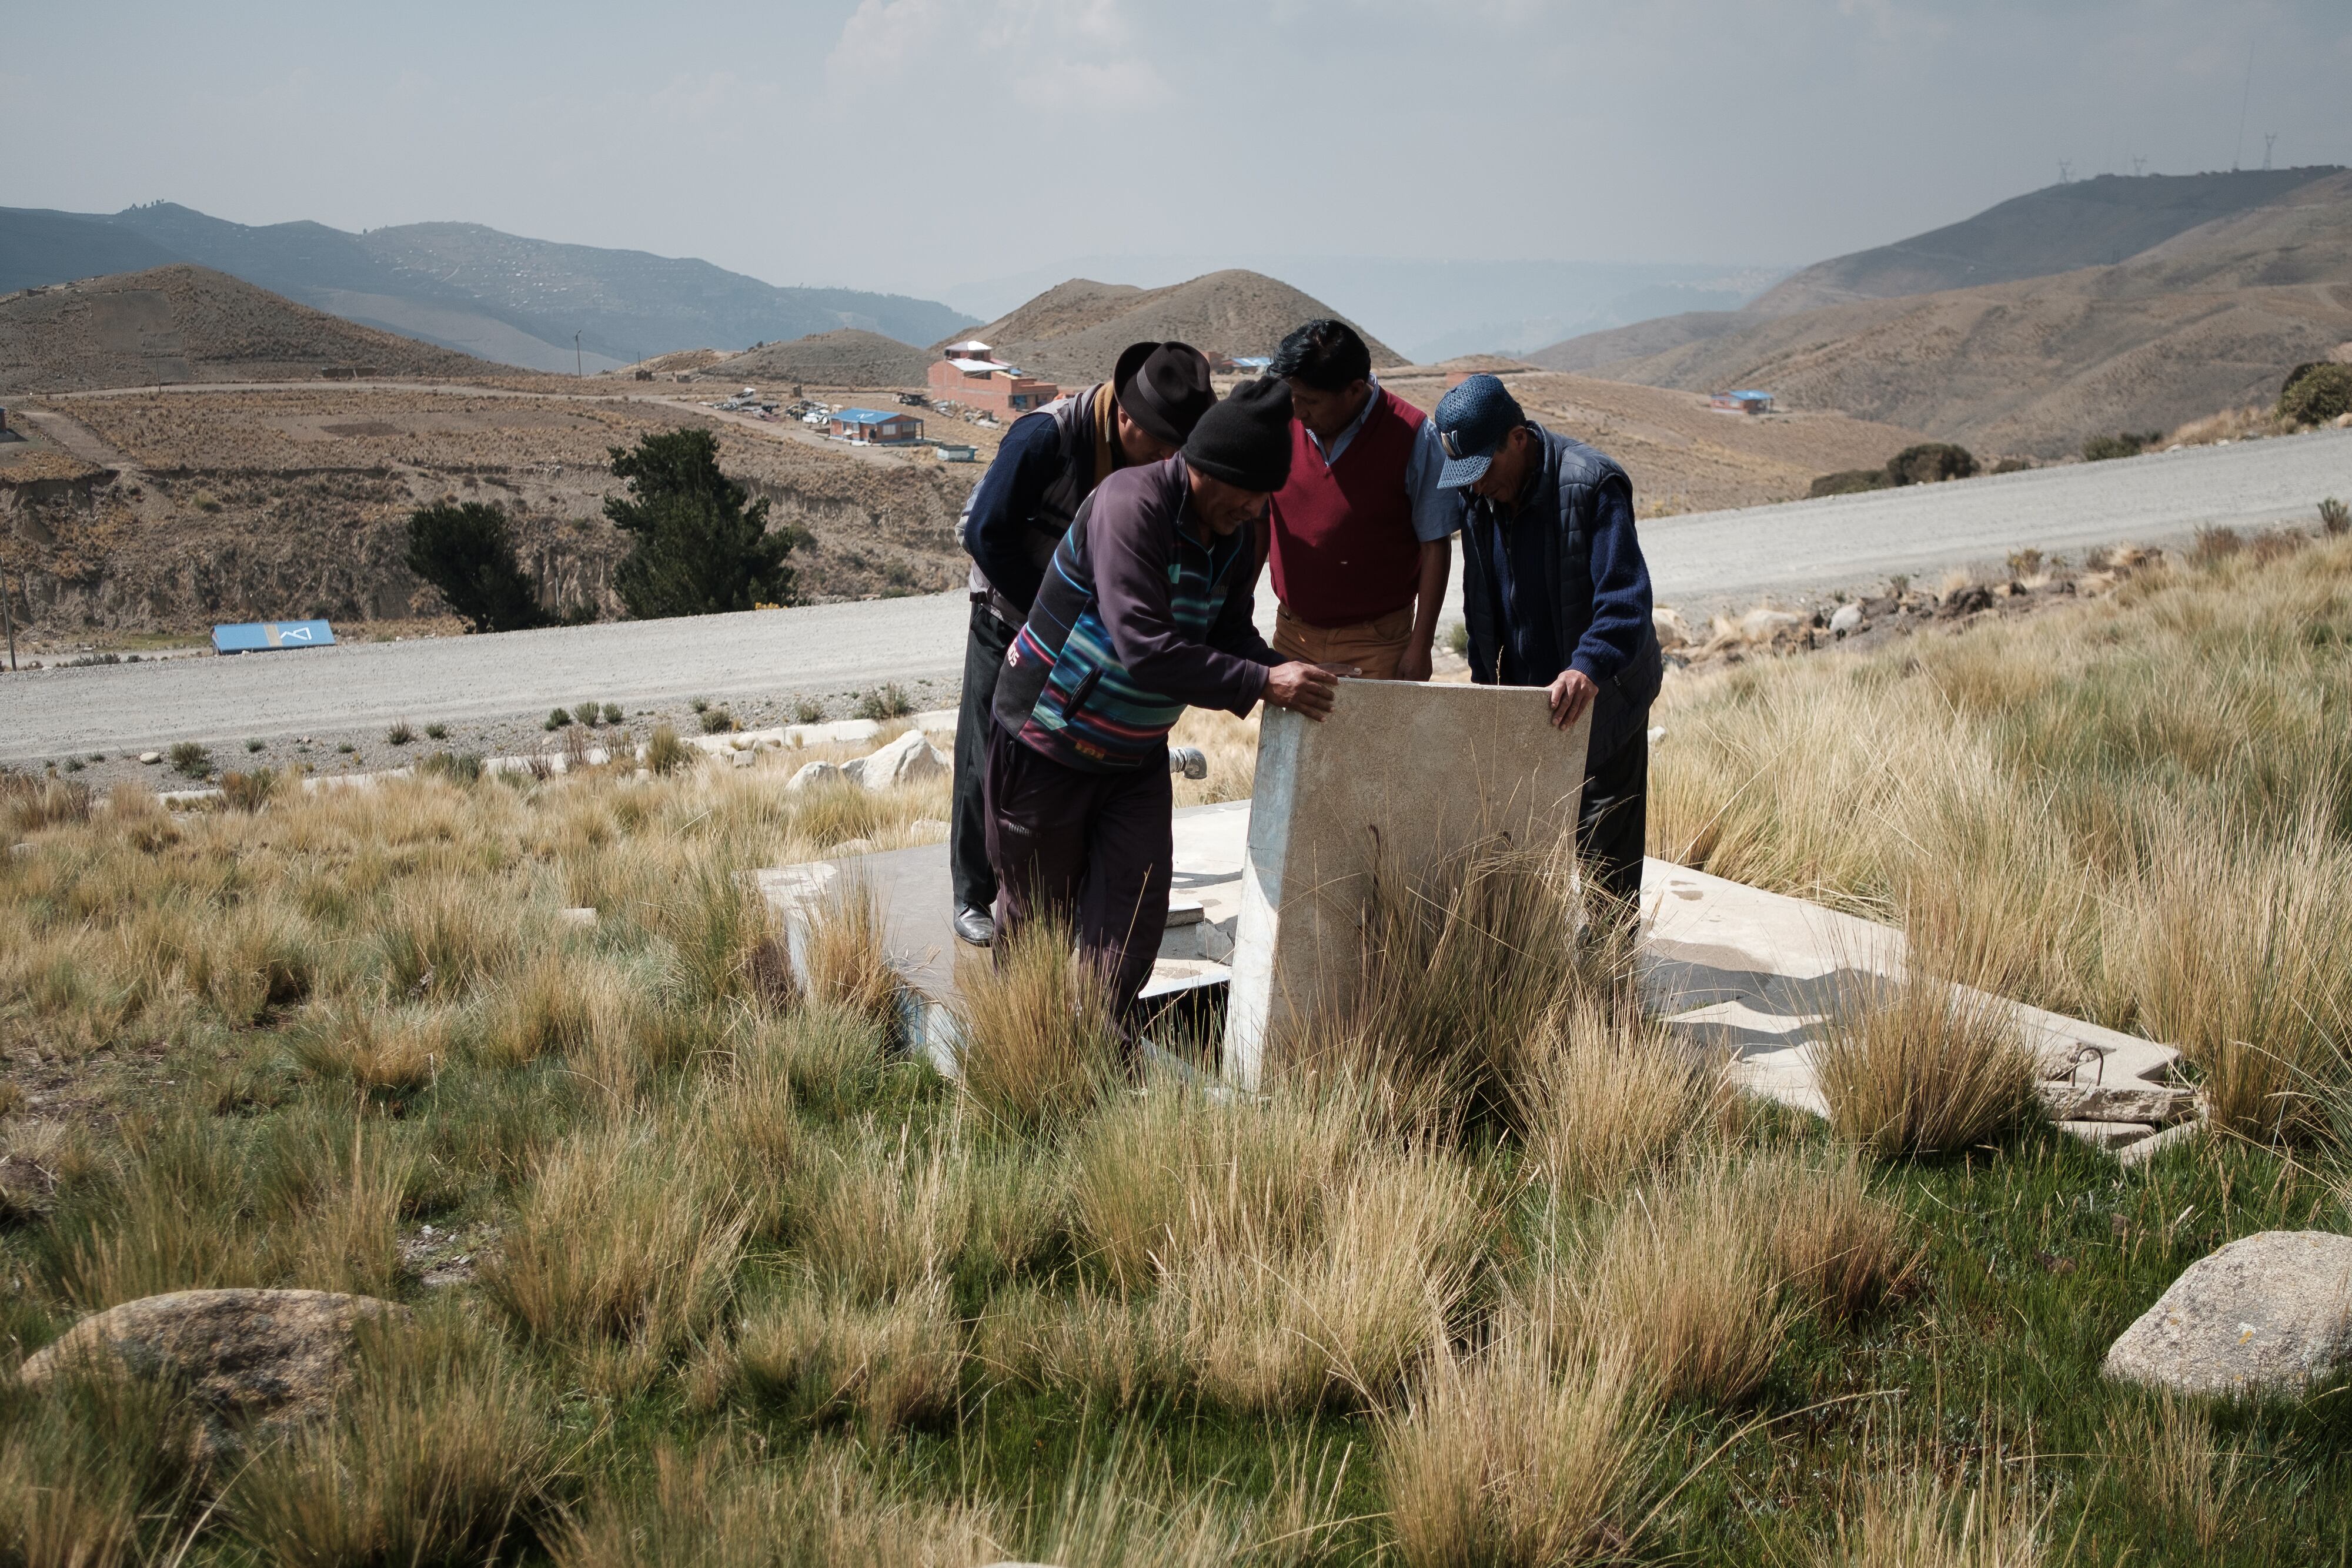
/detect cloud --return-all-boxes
[825,0,1170,113]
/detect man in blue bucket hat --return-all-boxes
[1432,373,1663,911]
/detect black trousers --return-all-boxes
[983,721,1172,1025]
[1578,721,1649,911]
[950,601,1016,914]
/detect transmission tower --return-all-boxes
[2057,159,2073,184]
[2263,133,2278,170]
[2132,154,2148,176]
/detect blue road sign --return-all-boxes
[212,620,337,654]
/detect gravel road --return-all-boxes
[6,426,2348,770]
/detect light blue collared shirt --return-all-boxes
[1298,373,1458,543]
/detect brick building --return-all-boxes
[926,340,1058,420]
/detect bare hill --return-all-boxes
[720,329,934,389]
[0,265,486,394]
[947,270,1402,384]
[1555,172,2352,456]
[1534,166,2347,376]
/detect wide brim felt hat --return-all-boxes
[1113,340,1215,448]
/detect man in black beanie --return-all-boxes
[987,377,1339,1035]
[947,340,1216,947]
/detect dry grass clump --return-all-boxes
[2102,1395,2245,1553]
[3,771,93,834]
[800,877,902,1036]
[1555,1163,1789,1406]
[953,917,1124,1132]
[1511,998,1714,1196]
[1381,1338,1653,1568]
[1015,1439,1348,1568]
[1737,1147,1914,1322]
[290,1001,450,1096]
[1306,833,1613,1134]
[970,1283,1177,1408]
[729,1278,963,1437]
[1815,976,2042,1158]
[0,1358,205,1567]
[481,1121,746,1388]
[555,1441,1002,1568]
[1819,1455,2046,1568]
[224,1314,557,1565]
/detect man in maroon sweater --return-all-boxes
[1265,319,1454,681]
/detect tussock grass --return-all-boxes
[482,1121,746,1389]
[224,1313,557,1565]
[2102,1395,2245,1553]
[1653,534,2352,1140]
[1382,1337,1653,1568]
[1820,1450,2046,1568]
[800,877,902,1035]
[953,916,1122,1132]
[1512,998,1714,1196]
[730,1278,963,1437]
[0,1358,204,1567]
[1816,975,2042,1159]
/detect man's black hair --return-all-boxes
[1268,319,1372,393]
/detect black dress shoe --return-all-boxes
[953,905,995,947]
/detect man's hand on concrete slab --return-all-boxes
[1394,644,1433,683]
[1546,668,1598,730]
[1264,661,1341,721]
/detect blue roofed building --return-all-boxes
[1709,389,1775,415]
[827,407,926,444]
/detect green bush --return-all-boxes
[604,430,808,619]
[419,751,483,784]
[699,708,737,735]
[600,703,623,726]
[386,720,415,747]
[402,502,551,634]
[1885,442,1978,486]
[544,708,571,731]
[2279,363,2352,427]
[2082,432,2162,462]
[646,726,690,775]
[168,741,211,778]
[572,701,601,730]
[1808,469,1893,499]
[2321,497,2349,536]
[856,684,913,721]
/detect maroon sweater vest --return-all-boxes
[1268,388,1426,627]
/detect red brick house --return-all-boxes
[927,341,1058,420]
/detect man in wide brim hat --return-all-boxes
[948,340,1216,947]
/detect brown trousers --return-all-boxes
[982,721,1172,1026]
[1272,603,1416,679]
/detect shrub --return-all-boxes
[386,718,415,746]
[731,1282,963,1437]
[791,697,826,725]
[1809,468,1893,498]
[601,703,623,726]
[244,738,265,753]
[219,768,277,813]
[544,707,571,731]
[573,701,601,730]
[690,697,710,714]
[2278,362,2352,427]
[699,708,737,735]
[167,741,211,778]
[1886,442,1977,486]
[419,751,483,784]
[953,917,1122,1133]
[1815,976,2041,1158]
[856,683,913,721]
[645,725,690,775]
[425,721,448,740]
[2083,432,2161,462]
[1445,621,1470,656]
[604,429,807,618]
[2320,497,2348,536]
[402,500,551,634]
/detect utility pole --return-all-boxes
[575,333,583,377]
[2,563,16,673]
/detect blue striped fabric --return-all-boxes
[1008,527,1245,770]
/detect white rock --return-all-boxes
[139,751,162,765]
[1739,607,1802,640]
[1828,603,1865,635]
[1646,726,1668,745]
[2040,1080,2194,1125]
[729,747,755,768]
[911,708,960,734]
[843,728,948,791]
[1651,606,1693,649]
[786,718,884,748]
[2104,1231,2352,1396]
[785,760,846,793]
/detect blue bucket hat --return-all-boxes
[1432,374,1526,489]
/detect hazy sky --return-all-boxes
[6,0,2348,299]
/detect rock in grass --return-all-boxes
[786,760,846,793]
[17,1288,409,1456]
[842,728,948,791]
[2104,1231,2352,1396]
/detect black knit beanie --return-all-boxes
[1182,377,1294,492]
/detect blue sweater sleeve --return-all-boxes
[966,412,1068,612]
[1569,476,1653,683]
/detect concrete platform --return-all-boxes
[759,801,2188,1148]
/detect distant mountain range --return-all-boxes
[0,203,977,375]
[1533,168,2352,454]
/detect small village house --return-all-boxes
[827,408,926,444]
[1709,389,1775,415]
[926,342,1058,419]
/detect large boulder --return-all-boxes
[17,1288,409,1455]
[2104,1231,2352,1396]
[843,729,948,791]
[785,759,847,793]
